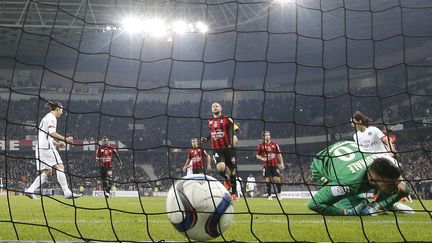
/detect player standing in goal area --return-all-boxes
[201,102,240,201]
[256,131,285,200]
[25,101,82,199]
[182,138,212,175]
[351,111,396,158]
[95,136,123,198]
[351,111,413,209]
[308,140,414,215]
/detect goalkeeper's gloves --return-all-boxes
[344,202,379,216]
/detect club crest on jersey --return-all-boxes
[368,132,372,136]
[331,186,350,196]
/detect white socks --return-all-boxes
[27,173,48,192]
[56,169,72,196]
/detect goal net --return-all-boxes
[0,0,431,242]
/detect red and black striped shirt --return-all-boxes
[256,141,282,167]
[207,115,234,149]
[96,145,116,167]
[187,147,209,169]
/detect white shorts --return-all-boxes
[35,148,63,170]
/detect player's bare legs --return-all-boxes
[227,156,238,200]
[216,162,230,189]
[265,177,272,200]
[274,176,282,200]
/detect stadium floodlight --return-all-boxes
[196,21,208,33]
[274,0,295,3]
[121,16,144,33]
[172,20,188,34]
[106,26,112,31]
[143,18,168,37]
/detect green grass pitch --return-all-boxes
[0,196,431,242]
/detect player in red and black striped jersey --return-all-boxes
[183,138,212,174]
[96,136,123,198]
[201,102,240,200]
[256,131,285,200]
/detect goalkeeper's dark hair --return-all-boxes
[352,111,373,127]
[47,101,63,111]
[369,157,400,180]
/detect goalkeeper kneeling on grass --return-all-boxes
[308,141,414,216]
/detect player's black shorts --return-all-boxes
[100,166,113,179]
[212,148,236,168]
[192,167,205,174]
[263,166,281,177]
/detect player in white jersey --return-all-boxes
[351,111,396,159]
[236,177,243,198]
[246,174,256,198]
[25,101,82,199]
[351,111,413,213]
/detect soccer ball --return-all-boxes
[166,174,234,241]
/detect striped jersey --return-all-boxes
[207,115,235,149]
[256,141,282,167]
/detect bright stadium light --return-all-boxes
[274,0,295,4]
[121,16,143,33]
[172,20,188,34]
[143,18,168,37]
[117,17,208,36]
[196,21,208,33]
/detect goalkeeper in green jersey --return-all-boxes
[308,141,411,216]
